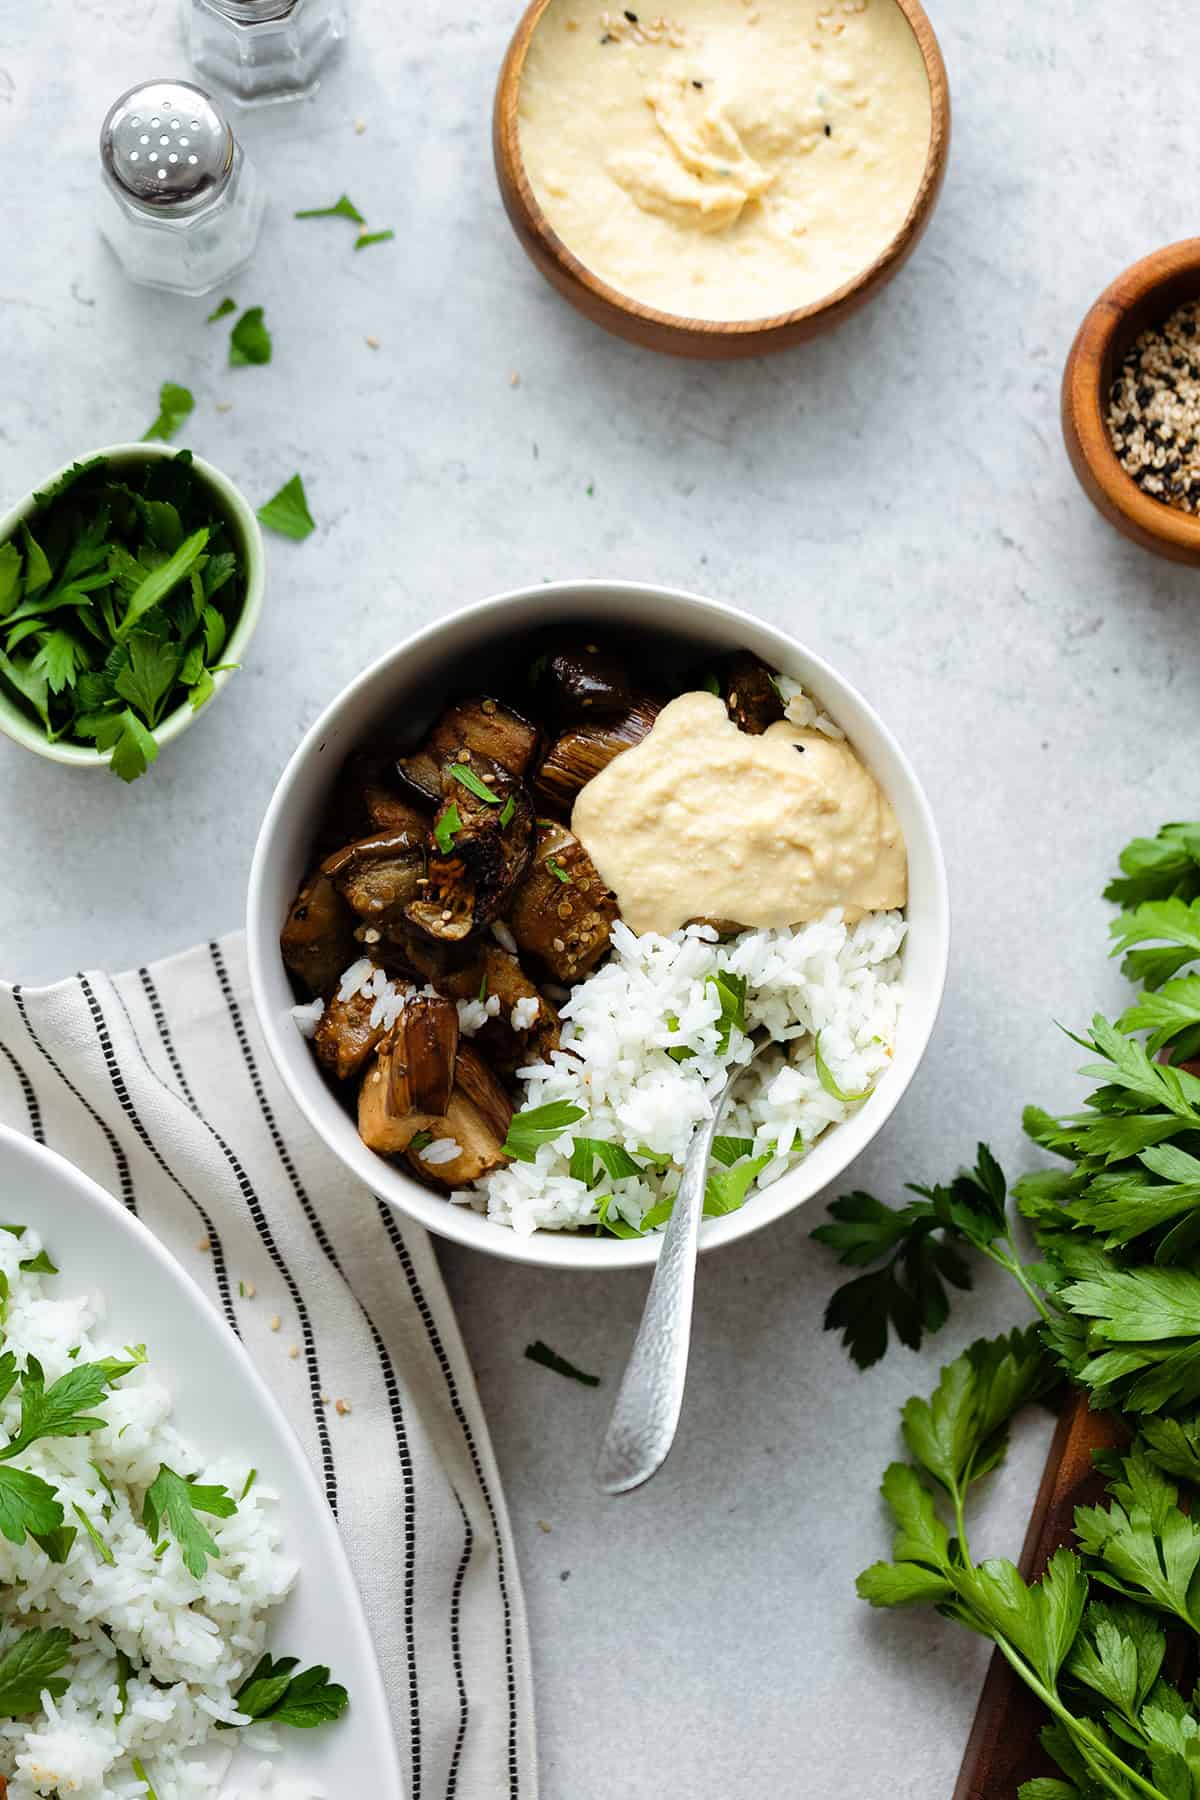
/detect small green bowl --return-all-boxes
[0,442,265,771]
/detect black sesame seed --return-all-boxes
[692,78,703,88]
[600,30,615,41]
[824,122,832,136]
[1137,385,1152,405]
[624,7,638,18]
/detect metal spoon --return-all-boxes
[594,1045,764,1495]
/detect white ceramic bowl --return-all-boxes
[0,443,265,771]
[247,581,949,1270]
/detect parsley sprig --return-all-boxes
[142,1465,237,1580]
[231,1652,349,1729]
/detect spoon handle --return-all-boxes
[592,1138,710,1494]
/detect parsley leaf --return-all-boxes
[545,856,572,884]
[433,801,463,855]
[256,473,315,540]
[502,1101,586,1163]
[450,762,504,804]
[355,229,395,250]
[84,707,160,784]
[525,1340,600,1386]
[229,305,272,367]
[0,1626,72,1715]
[114,633,180,727]
[30,629,89,695]
[1104,822,1200,910]
[569,1138,642,1184]
[295,194,365,223]
[704,1152,771,1217]
[232,1652,349,1728]
[813,1031,871,1103]
[1074,1451,1200,1631]
[207,296,236,322]
[706,970,746,1054]
[142,382,195,442]
[142,1465,237,1580]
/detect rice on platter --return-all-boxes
[0,1229,344,1798]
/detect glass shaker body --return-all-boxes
[99,80,265,297]
[184,0,347,107]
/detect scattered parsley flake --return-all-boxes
[256,474,315,541]
[294,195,365,224]
[207,297,236,322]
[229,305,272,368]
[450,763,504,805]
[142,382,195,442]
[525,1341,600,1387]
[354,229,395,251]
[142,1465,236,1580]
[433,802,463,855]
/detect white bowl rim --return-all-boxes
[0,442,265,769]
[247,578,950,1271]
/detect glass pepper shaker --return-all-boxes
[183,0,347,108]
[99,79,264,296]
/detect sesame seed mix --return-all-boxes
[1106,300,1200,513]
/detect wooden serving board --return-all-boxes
[952,1391,1126,1798]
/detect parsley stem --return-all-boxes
[990,1636,1170,1800]
[979,1238,1054,1325]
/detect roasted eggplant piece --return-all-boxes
[539,643,632,721]
[407,757,534,940]
[532,699,660,815]
[358,1039,438,1155]
[389,995,459,1118]
[314,986,387,1081]
[381,926,486,994]
[280,871,357,997]
[404,1044,514,1188]
[322,827,426,927]
[404,855,477,943]
[356,754,431,832]
[722,653,785,736]
[470,947,561,1073]
[509,823,618,983]
[397,696,540,802]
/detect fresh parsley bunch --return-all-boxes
[813,823,1200,1799]
[0,451,245,780]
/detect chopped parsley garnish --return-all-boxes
[294,194,365,223]
[545,856,572,884]
[478,971,489,1003]
[142,382,195,443]
[813,1031,871,1104]
[499,794,516,826]
[663,1012,696,1063]
[231,1652,349,1729]
[433,802,463,855]
[228,304,272,367]
[206,296,236,322]
[240,1468,257,1501]
[19,1249,57,1275]
[409,1129,433,1152]
[704,1152,771,1217]
[73,1502,115,1565]
[256,473,315,541]
[0,1626,72,1716]
[502,1101,586,1163]
[0,1356,134,1548]
[706,971,746,1054]
[595,1195,643,1239]
[569,1138,642,1185]
[0,453,246,780]
[450,762,504,804]
[712,1135,755,1167]
[142,1465,237,1580]
[525,1340,600,1387]
[355,229,395,251]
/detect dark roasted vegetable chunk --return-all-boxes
[407,756,534,941]
[468,947,560,1073]
[509,823,618,983]
[314,986,387,1081]
[397,696,539,802]
[280,872,357,997]
[404,855,477,943]
[532,699,660,815]
[389,995,459,1118]
[722,653,785,735]
[323,828,426,927]
[539,643,632,720]
[404,1045,514,1188]
[358,1039,438,1154]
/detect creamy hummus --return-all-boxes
[571,690,906,935]
[518,0,932,321]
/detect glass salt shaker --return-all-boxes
[183,0,347,107]
[99,80,264,297]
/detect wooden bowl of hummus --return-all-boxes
[494,0,950,359]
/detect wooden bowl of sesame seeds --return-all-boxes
[493,0,951,359]
[1062,238,1200,564]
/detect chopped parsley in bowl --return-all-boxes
[0,444,264,781]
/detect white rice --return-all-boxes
[0,1234,322,1800]
[470,909,905,1236]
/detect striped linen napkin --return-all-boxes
[0,932,536,1800]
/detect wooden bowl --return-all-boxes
[493,0,951,360]
[1062,238,1200,564]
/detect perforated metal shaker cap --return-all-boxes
[100,80,234,214]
